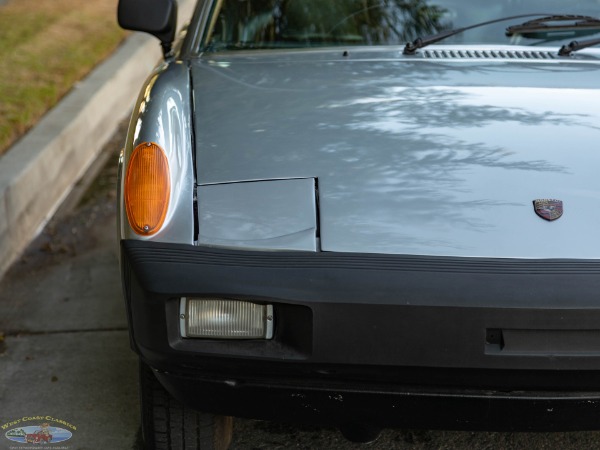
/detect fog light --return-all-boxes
[180,298,273,339]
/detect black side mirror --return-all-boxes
[118,0,178,58]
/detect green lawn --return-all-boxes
[0,0,127,155]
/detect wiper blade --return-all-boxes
[558,36,600,56]
[506,15,600,37]
[404,13,552,55]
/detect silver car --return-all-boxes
[117,1,600,448]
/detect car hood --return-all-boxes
[191,47,600,258]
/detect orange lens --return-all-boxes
[124,142,170,235]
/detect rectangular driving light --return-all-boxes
[180,298,273,339]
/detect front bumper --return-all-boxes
[121,239,600,430]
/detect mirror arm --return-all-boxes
[161,41,175,59]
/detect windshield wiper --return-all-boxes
[404,13,553,55]
[558,36,600,55]
[506,15,600,37]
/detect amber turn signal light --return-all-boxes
[124,142,170,235]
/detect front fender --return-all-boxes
[118,61,195,244]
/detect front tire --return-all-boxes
[139,360,233,450]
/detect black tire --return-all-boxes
[139,360,233,450]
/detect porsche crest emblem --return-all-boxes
[533,199,563,221]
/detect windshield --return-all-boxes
[201,0,600,52]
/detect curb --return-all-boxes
[0,0,195,280]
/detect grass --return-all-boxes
[0,0,127,155]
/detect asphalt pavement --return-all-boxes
[0,124,139,450]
